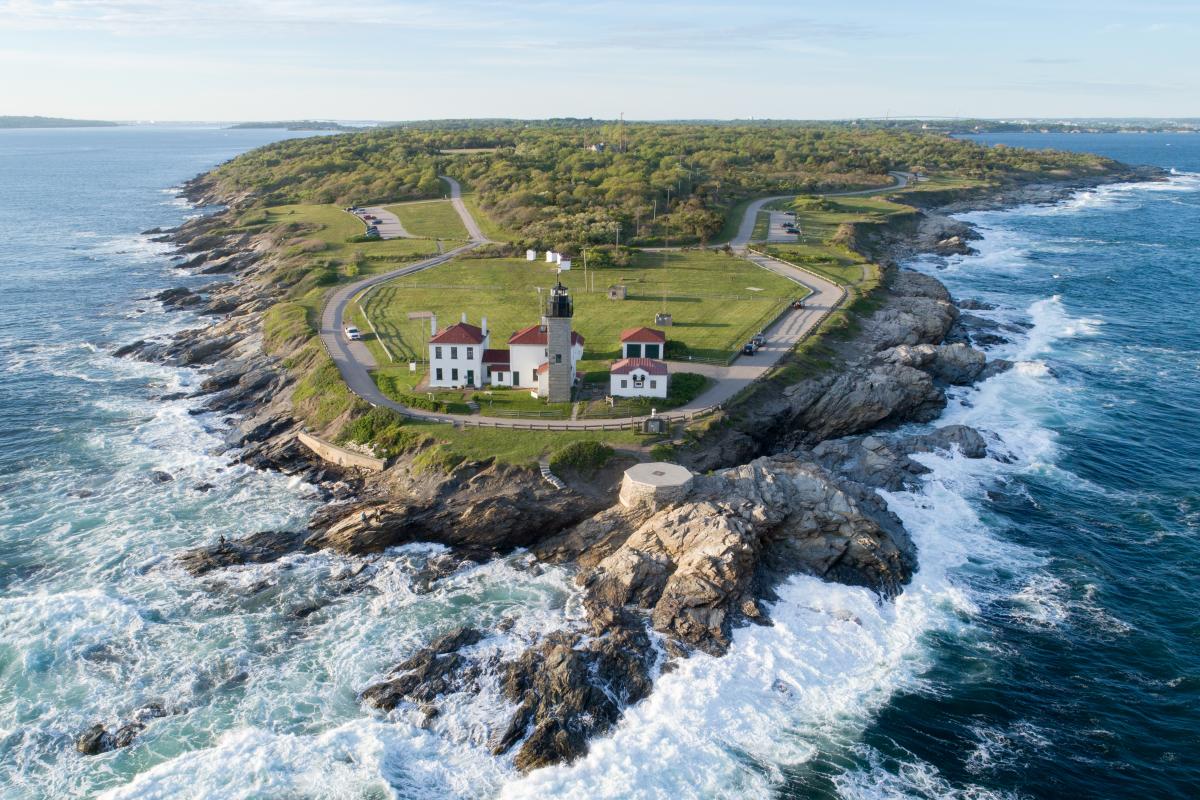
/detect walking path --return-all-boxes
[319,176,865,431]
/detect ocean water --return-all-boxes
[0,128,1196,799]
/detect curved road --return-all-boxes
[730,170,910,249]
[320,177,859,429]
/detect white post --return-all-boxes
[430,314,437,336]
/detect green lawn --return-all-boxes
[385,200,469,240]
[263,204,452,267]
[361,249,803,364]
[405,421,646,467]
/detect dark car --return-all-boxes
[743,342,758,355]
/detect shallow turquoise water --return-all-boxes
[0,128,1196,798]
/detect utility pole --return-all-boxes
[614,222,621,248]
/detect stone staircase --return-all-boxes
[538,459,567,491]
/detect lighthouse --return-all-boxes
[543,280,574,402]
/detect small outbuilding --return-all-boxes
[610,357,668,398]
[608,284,627,300]
[525,249,537,261]
[619,327,666,359]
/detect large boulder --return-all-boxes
[877,342,988,385]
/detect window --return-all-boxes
[531,370,537,383]
[467,347,474,360]
[650,380,657,389]
[644,344,660,359]
[451,368,459,381]
[450,347,458,360]
[626,343,641,358]
[435,368,443,381]
[555,353,562,363]
[434,346,443,359]
[620,379,628,388]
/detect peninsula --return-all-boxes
[108,120,1155,768]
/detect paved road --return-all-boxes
[440,175,488,243]
[730,170,910,250]
[320,178,849,429]
[358,206,410,239]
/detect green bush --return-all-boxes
[411,445,463,476]
[665,372,708,406]
[549,440,614,472]
[649,443,677,462]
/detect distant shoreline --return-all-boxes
[0,115,120,129]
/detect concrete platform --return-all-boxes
[619,462,694,508]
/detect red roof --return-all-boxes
[536,361,550,374]
[610,357,668,376]
[508,324,584,347]
[482,349,509,366]
[619,326,666,344]
[430,322,485,345]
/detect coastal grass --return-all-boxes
[361,249,800,364]
[403,421,645,467]
[385,200,469,240]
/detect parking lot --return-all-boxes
[766,211,800,243]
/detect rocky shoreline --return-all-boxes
[95,165,1158,765]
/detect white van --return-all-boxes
[344,325,362,341]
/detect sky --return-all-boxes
[0,0,1196,121]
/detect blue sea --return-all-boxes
[0,128,1196,799]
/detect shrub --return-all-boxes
[339,407,432,459]
[549,440,614,473]
[411,445,463,476]
[665,372,708,406]
[649,443,677,462]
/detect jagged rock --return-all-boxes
[861,274,958,351]
[957,298,996,311]
[149,470,173,484]
[305,463,609,556]
[75,703,173,755]
[176,530,309,576]
[784,364,945,444]
[979,358,1014,381]
[495,626,654,771]
[877,342,987,385]
[75,724,114,755]
[360,627,484,710]
[802,425,988,491]
[155,287,202,309]
[559,454,914,655]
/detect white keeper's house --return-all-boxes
[427,314,489,389]
[609,326,670,398]
[427,283,585,401]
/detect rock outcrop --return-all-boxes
[540,453,915,656]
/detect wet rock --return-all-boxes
[192,482,215,493]
[360,627,484,710]
[149,470,174,484]
[75,724,114,755]
[155,287,202,309]
[957,298,996,311]
[495,625,655,771]
[176,530,310,576]
[979,359,1015,381]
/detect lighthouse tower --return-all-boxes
[543,280,574,402]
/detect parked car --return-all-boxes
[791,299,805,310]
[344,326,362,341]
[752,332,766,346]
[742,341,758,355]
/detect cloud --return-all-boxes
[1023,57,1078,64]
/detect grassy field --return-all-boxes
[405,421,647,467]
[385,200,469,240]
[360,249,802,364]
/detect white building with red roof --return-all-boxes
[619,326,667,360]
[428,314,489,388]
[502,322,585,393]
[610,357,668,399]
